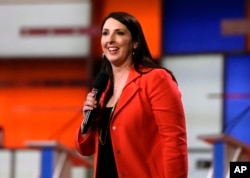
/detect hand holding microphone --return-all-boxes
[83,92,98,111]
[81,73,109,134]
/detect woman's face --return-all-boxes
[101,18,137,67]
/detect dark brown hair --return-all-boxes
[99,12,177,103]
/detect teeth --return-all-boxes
[108,47,118,51]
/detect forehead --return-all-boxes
[102,18,128,30]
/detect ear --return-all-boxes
[133,41,138,49]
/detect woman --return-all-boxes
[75,11,188,178]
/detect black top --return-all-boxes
[97,107,118,178]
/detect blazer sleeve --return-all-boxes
[146,69,188,178]
[74,90,108,156]
[74,127,96,156]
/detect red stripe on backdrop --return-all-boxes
[208,93,250,99]
[20,26,100,36]
[0,79,88,88]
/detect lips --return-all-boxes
[108,47,118,52]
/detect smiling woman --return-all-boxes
[101,18,137,68]
[75,12,188,178]
[91,0,162,59]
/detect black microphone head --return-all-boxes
[93,73,109,91]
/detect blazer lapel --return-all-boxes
[113,67,141,117]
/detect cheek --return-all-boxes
[100,38,104,45]
[100,38,106,48]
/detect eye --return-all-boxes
[117,31,125,35]
[102,31,109,36]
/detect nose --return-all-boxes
[107,33,115,43]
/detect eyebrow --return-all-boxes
[102,28,126,31]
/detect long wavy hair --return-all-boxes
[99,12,177,103]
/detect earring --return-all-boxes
[132,48,136,56]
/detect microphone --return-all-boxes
[81,73,109,134]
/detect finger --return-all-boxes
[82,100,97,112]
[86,93,97,104]
[86,95,97,105]
[85,98,97,107]
[82,105,93,113]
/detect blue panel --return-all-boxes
[41,148,54,178]
[163,0,246,54]
[224,55,250,145]
[214,142,225,178]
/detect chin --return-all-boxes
[107,55,119,61]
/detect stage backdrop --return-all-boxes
[162,54,223,149]
[0,3,91,57]
[223,55,250,145]
[162,0,246,54]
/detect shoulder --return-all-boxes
[142,68,176,83]
[140,68,181,95]
[138,68,182,103]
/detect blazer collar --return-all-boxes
[100,66,146,117]
[113,66,141,118]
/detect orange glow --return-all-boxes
[0,59,89,148]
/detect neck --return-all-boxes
[111,57,132,74]
[113,67,130,80]
[112,61,132,78]
[106,65,131,107]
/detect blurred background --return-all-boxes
[0,0,250,177]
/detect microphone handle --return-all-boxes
[81,88,101,134]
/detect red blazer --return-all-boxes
[75,67,188,178]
